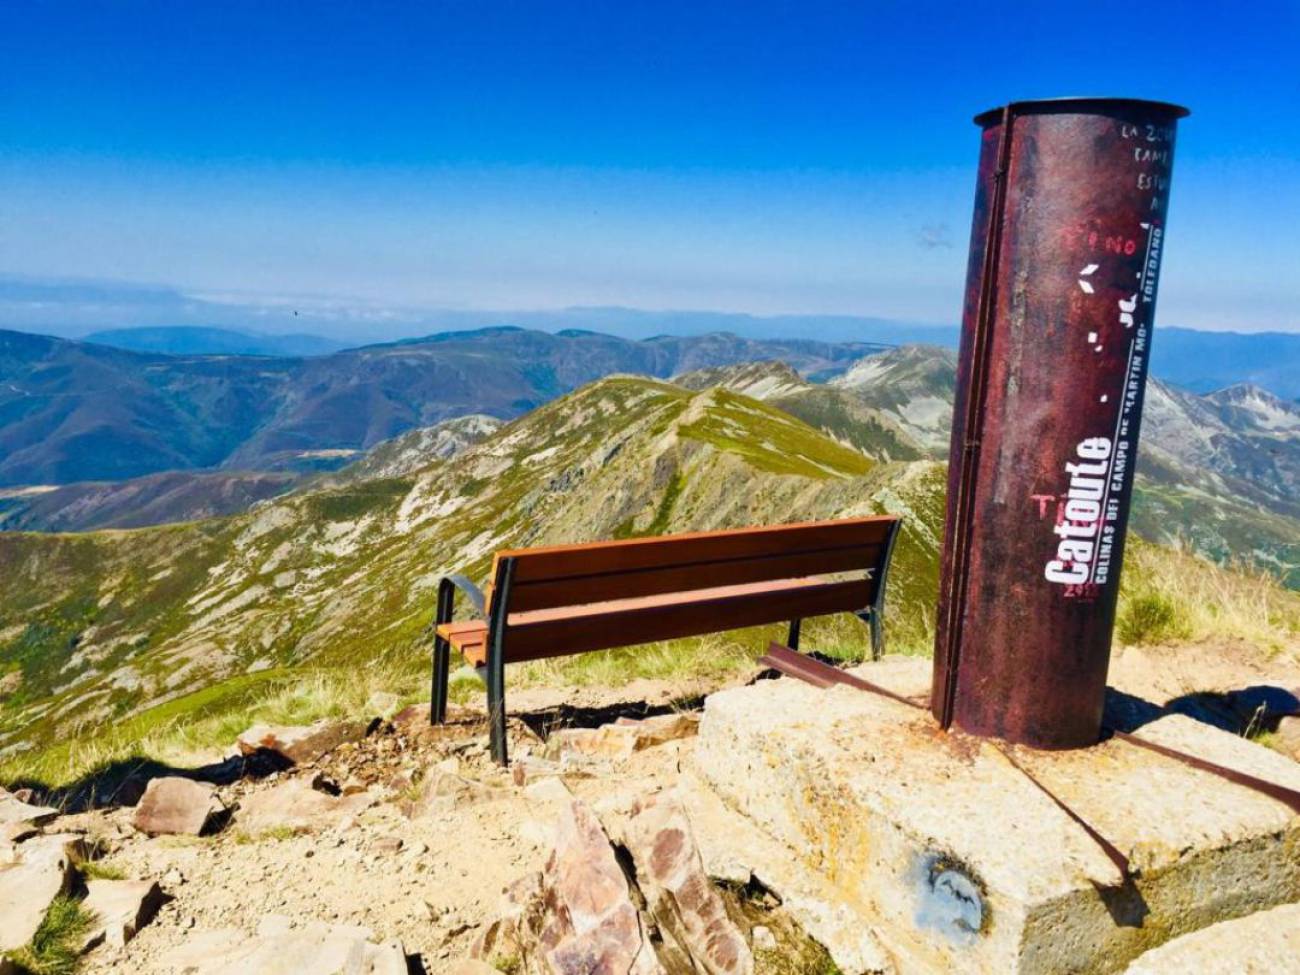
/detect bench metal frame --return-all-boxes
[432,518,902,765]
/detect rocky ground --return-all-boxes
[3,647,1300,975]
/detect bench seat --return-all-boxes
[436,576,829,667]
[430,515,902,764]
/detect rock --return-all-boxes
[131,777,224,836]
[474,800,664,974]
[751,926,777,952]
[406,771,507,818]
[236,779,372,834]
[623,790,752,975]
[1123,902,1300,973]
[0,834,86,957]
[1273,714,1300,760]
[544,712,700,764]
[0,786,58,831]
[447,962,499,975]
[522,777,572,804]
[236,719,367,765]
[159,916,407,974]
[372,835,404,855]
[510,755,565,785]
[79,879,165,951]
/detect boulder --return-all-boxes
[236,778,372,834]
[544,713,700,764]
[405,770,508,818]
[623,790,752,975]
[236,719,367,765]
[0,786,58,831]
[1123,902,1300,973]
[79,879,165,951]
[1273,714,1300,761]
[0,834,86,957]
[159,915,407,974]
[131,777,224,836]
[475,800,664,974]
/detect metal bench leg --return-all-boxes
[486,640,507,766]
[787,618,802,651]
[431,578,455,725]
[485,557,515,766]
[870,610,884,660]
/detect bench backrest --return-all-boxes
[488,515,899,662]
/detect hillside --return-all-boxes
[0,327,884,487]
[0,471,298,532]
[0,376,946,777]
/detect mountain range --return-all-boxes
[1,358,1298,769]
[0,326,885,488]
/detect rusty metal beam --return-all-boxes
[932,98,1189,749]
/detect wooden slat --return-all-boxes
[498,516,898,584]
[500,577,869,663]
[507,543,883,612]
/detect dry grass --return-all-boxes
[2,659,424,791]
[1116,540,1300,652]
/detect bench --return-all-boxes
[431,515,902,764]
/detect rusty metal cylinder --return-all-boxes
[932,97,1189,748]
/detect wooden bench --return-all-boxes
[430,515,901,764]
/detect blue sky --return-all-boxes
[2,1,1297,336]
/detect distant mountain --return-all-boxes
[84,326,348,357]
[0,471,298,532]
[0,327,885,487]
[1151,328,1300,399]
[687,349,1300,586]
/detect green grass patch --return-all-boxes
[5,896,96,975]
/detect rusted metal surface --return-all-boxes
[760,642,925,709]
[932,98,1189,748]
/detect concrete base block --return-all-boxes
[691,662,1300,975]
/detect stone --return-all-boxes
[0,834,86,957]
[1123,901,1300,973]
[0,786,58,830]
[1273,713,1300,761]
[692,667,1300,975]
[522,776,572,805]
[474,800,664,974]
[447,962,499,975]
[623,790,752,975]
[545,712,700,764]
[236,778,372,834]
[159,916,407,974]
[679,774,892,975]
[79,879,165,951]
[751,926,777,952]
[131,777,223,836]
[236,719,367,765]
[406,771,507,818]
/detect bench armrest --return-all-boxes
[439,573,486,616]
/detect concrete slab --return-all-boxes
[1121,901,1300,974]
[692,665,1300,975]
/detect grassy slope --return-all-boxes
[2,375,1297,788]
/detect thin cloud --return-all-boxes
[918,223,954,250]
